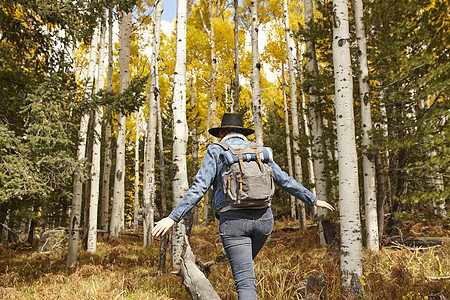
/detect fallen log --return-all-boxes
[180,235,221,300]
[386,236,443,247]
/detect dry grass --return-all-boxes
[0,219,449,299]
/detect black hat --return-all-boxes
[208,113,255,138]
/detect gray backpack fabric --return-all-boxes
[216,141,275,208]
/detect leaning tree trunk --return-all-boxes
[354,0,379,251]
[250,0,263,145]
[281,64,296,220]
[283,0,306,227]
[332,0,363,296]
[304,0,328,245]
[110,11,132,238]
[99,8,114,233]
[66,24,99,272]
[87,15,107,253]
[171,0,190,269]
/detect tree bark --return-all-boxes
[88,15,107,252]
[233,0,240,113]
[332,0,363,295]
[143,0,163,247]
[171,0,190,269]
[353,0,379,251]
[295,41,317,213]
[157,79,167,218]
[99,8,114,233]
[375,152,387,242]
[250,0,263,145]
[110,11,132,238]
[134,109,140,231]
[281,64,296,221]
[82,110,95,250]
[180,236,221,300]
[283,0,306,227]
[304,0,328,245]
[66,24,99,272]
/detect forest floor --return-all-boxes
[0,218,449,300]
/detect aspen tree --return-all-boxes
[133,108,140,231]
[157,80,167,218]
[295,43,317,209]
[87,15,107,252]
[281,64,296,220]
[199,0,219,137]
[143,0,163,246]
[190,79,200,225]
[110,11,132,238]
[233,0,240,112]
[202,92,212,225]
[99,8,114,233]
[354,0,379,251]
[171,0,190,268]
[283,0,306,227]
[303,0,328,245]
[66,25,99,271]
[332,0,363,295]
[250,0,263,145]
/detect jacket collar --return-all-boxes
[222,133,248,142]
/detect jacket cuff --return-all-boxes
[168,212,180,223]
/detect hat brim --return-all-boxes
[209,126,255,138]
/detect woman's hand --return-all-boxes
[152,217,175,237]
[315,200,335,211]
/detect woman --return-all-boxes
[152,113,334,299]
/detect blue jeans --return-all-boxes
[219,207,274,300]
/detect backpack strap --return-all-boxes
[214,142,245,174]
[214,141,273,165]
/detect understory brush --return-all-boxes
[0,219,448,299]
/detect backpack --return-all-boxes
[216,141,275,208]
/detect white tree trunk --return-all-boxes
[143,0,163,246]
[171,0,190,269]
[233,0,240,113]
[142,36,156,246]
[134,109,140,231]
[99,8,114,232]
[295,42,317,214]
[303,0,328,245]
[110,11,132,238]
[87,17,107,253]
[283,0,306,227]
[281,65,296,220]
[332,0,363,295]
[66,25,99,270]
[354,0,379,251]
[157,70,167,218]
[250,0,263,145]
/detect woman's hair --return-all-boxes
[219,128,246,137]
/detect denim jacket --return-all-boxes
[168,133,318,222]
